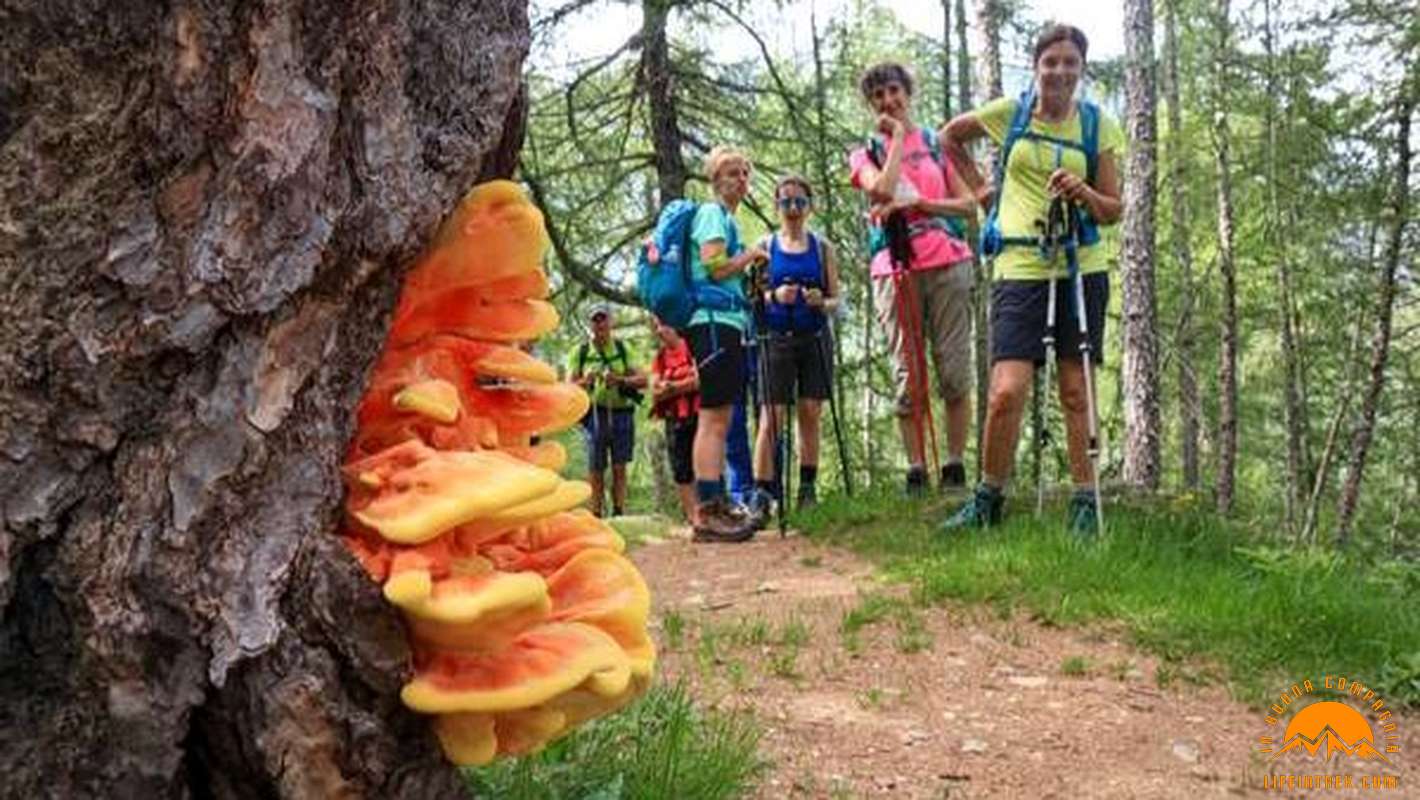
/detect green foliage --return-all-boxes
[804,490,1420,707]
[464,682,767,800]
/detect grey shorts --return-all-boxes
[873,262,974,416]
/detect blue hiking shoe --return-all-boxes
[1067,490,1101,540]
[939,484,1004,532]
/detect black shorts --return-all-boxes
[761,330,832,405]
[664,416,698,484]
[991,273,1109,366]
[687,322,746,409]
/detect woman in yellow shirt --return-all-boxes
[939,24,1123,535]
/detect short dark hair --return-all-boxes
[1032,24,1089,64]
[774,174,813,200]
[859,62,914,100]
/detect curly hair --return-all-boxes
[858,62,914,101]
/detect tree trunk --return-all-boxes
[1121,0,1162,490]
[642,0,687,203]
[0,1,529,796]
[1335,72,1414,547]
[1210,0,1240,515]
[973,0,1004,478]
[941,0,953,119]
[1301,313,1368,545]
[1264,0,1308,534]
[956,0,974,114]
[1163,0,1201,490]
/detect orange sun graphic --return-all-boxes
[1261,701,1390,763]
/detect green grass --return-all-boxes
[464,682,767,800]
[799,489,1420,708]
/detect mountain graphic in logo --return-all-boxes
[1262,701,1391,763]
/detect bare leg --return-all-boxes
[752,405,782,481]
[796,399,822,467]
[693,406,733,481]
[945,394,970,463]
[676,483,697,524]
[981,360,1035,486]
[588,469,605,517]
[611,463,628,515]
[1056,359,1096,486]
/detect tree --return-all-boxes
[0,1,529,794]
[1163,0,1201,489]
[1335,58,1415,546]
[1210,0,1241,514]
[1120,0,1162,489]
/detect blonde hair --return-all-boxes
[704,145,751,182]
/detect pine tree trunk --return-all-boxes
[1164,0,1201,489]
[1121,0,1162,490]
[941,0,953,119]
[1264,0,1308,534]
[1210,0,1241,515]
[956,0,974,113]
[0,1,529,796]
[642,0,686,202]
[973,0,1004,478]
[1335,73,1414,547]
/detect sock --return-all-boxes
[755,479,777,498]
[696,480,723,503]
[799,465,818,487]
[945,457,963,467]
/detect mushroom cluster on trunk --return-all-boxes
[339,181,654,765]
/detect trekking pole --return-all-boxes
[884,208,941,484]
[1064,205,1106,538]
[1035,200,1065,517]
[1036,144,1067,518]
[750,263,786,534]
[815,321,853,496]
[780,366,793,537]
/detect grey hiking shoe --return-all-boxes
[694,496,756,543]
[1067,490,1101,539]
[746,488,775,531]
[939,484,1004,532]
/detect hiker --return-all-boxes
[684,145,768,542]
[747,175,841,520]
[849,62,978,496]
[938,23,1123,535]
[568,304,646,518]
[650,317,700,524]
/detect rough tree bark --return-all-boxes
[1163,0,1201,489]
[0,1,529,797]
[974,0,1004,478]
[1263,0,1309,533]
[1121,0,1162,490]
[941,0,953,120]
[641,0,687,202]
[1210,0,1240,514]
[1335,68,1414,547]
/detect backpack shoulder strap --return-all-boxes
[576,341,589,375]
[1078,99,1101,185]
[615,339,630,371]
[921,125,942,164]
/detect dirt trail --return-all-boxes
[626,528,1414,799]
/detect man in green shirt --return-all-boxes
[568,304,647,517]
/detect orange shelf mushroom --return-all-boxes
[341,180,654,766]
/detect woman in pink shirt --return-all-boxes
[849,62,979,496]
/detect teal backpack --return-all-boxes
[979,87,1102,258]
[635,200,743,330]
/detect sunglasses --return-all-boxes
[777,196,811,211]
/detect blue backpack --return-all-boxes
[979,87,1101,258]
[636,200,743,330]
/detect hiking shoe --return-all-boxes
[939,484,1004,532]
[905,466,928,498]
[693,496,756,543]
[746,489,775,531]
[795,484,818,512]
[940,462,967,491]
[1067,490,1101,539]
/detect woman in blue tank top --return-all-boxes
[746,176,841,520]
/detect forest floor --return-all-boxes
[624,518,1416,799]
